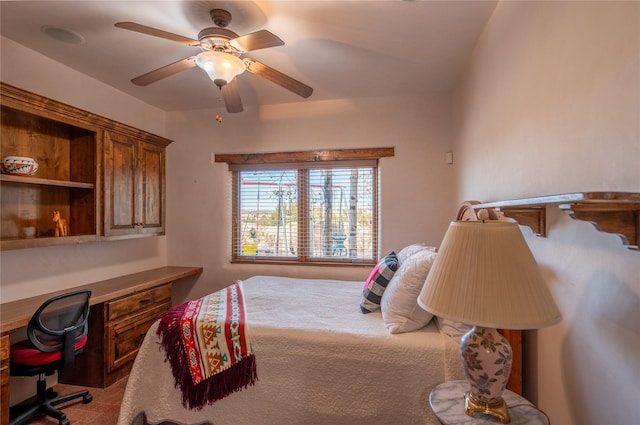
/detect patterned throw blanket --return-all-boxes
[156,281,257,410]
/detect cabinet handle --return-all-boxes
[139,297,152,304]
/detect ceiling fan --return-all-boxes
[115,8,313,113]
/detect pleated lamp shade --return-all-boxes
[418,220,561,330]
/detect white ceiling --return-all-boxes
[1,1,497,112]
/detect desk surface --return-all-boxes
[0,266,203,333]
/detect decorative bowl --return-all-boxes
[0,156,39,176]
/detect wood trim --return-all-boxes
[0,82,173,148]
[215,147,395,166]
[227,160,377,171]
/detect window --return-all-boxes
[216,148,394,265]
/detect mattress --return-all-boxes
[117,276,464,425]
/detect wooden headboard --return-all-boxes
[456,201,523,395]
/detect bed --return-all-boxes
[117,245,521,425]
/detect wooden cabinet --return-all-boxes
[1,335,9,425]
[0,83,172,250]
[59,283,173,388]
[105,284,171,372]
[103,131,166,237]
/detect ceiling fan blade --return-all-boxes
[229,30,284,52]
[244,58,313,98]
[131,57,197,86]
[115,22,200,47]
[221,78,243,113]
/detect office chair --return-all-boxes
[9,289,93,425]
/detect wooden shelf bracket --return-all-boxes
[467,192,640,251]
[560,202,639,249]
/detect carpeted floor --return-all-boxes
[10,377,127,425]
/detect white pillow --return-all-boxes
[381,249,437,334]
[435,317,473,343]
[397,243,437,264]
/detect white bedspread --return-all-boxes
[117,276,464,425]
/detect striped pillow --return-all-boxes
[360,252,399,313]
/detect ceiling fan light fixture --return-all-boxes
[196,51,245,89]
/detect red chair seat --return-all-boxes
[10,335,88,367]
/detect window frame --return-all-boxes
[216,148,394,266]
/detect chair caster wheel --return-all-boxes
[47,388,58,398]
[59,418,70,425]
[83,394,93,403]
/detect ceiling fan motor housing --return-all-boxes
[197,27,241,54]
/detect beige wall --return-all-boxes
[452,2,640,424]
[165,95,456,301]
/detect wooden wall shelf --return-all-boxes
[0,174,95,189]
[466,192,640,250]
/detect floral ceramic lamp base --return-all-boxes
[460,326,513,424]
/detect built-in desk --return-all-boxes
[0,266,203,425]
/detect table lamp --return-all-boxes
[418,218,561,423]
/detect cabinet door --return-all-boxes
[139,142,165,234]
[104,131,137,236]
[104,131,166,237]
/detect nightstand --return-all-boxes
[429,381,549,425]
